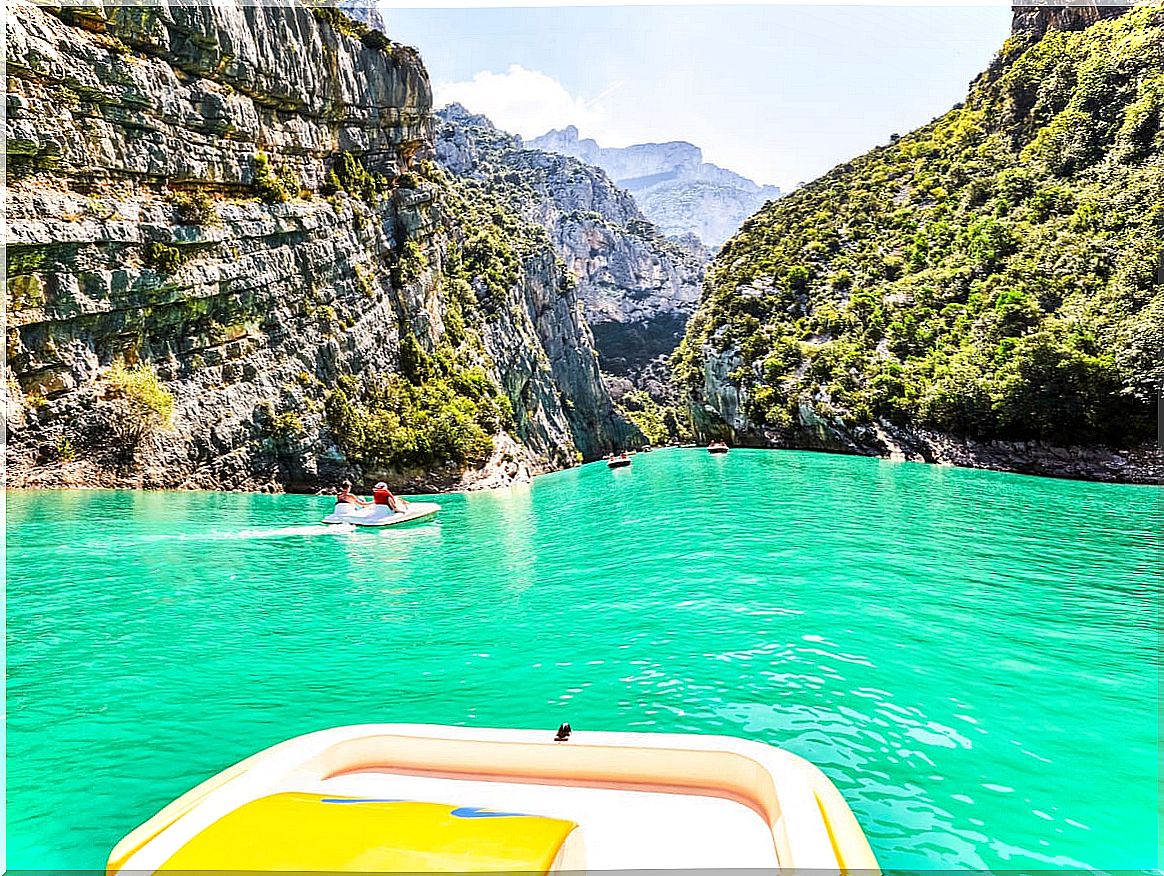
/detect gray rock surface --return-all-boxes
[438,105,707,384]
[1010,2,1131,39]
[527,125,781,247]
[5,3,632,491]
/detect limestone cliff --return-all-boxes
[436,105,706,388]
[5,2,631,492]
[1009,1,1132,39]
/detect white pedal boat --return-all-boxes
[108,723,879,874]
[322,502,440,527]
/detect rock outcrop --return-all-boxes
[1010,2,1132,39]
[436,105,707,386]
[528,126,781,248]
[5,2,633,492]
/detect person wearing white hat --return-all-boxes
[372,481,408,513]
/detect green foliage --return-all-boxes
[435,143,577,307]
[322,151,388,201]
[268,411,304,439]
[359,28,392,52]
[309,5,369,39]
[253,152,299,204]
[309,4,393,52]
[324,346,513,470]
[54,436,75,463]
[144,241,183,275]
[167,190,220,226]
[398,332,428,383]
[315,304,339,331]
[321,169,343,196]
[679,8,1164,447]
[392,239,428,287]
[618,390,693,445]
[105,362,174,445]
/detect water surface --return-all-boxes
[6,449,1159,869]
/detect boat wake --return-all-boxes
[85,524,352,548]
[222,524,346,540]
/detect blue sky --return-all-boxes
[383,5,1012,189]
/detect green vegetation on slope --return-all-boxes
[325,341,514,470]
[617,389,694,445]
[436,163,573,307]
[676,8,1163,447]
[307,4,396,53]
[323,167,549,472]
[104,362,174,447]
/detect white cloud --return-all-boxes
[434,65,621,143]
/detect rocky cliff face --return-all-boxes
[1010,2,1132,39]
[5,2,631,492]
[528,126,781,248]
[437,106,707,386]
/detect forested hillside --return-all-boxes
[676,6,1162,478]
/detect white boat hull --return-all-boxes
[108,724,879,874]
[322,502,440,527]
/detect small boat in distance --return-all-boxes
[323,502,440,527]
[606,451,632,469]
[106,724,879,873]
[708,441,729,454]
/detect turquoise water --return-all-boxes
[6,449,1160,870]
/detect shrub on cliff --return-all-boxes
[104,363,174,447]
[324,354,510,470]
[309,5,367,41]
[167,190,219,226]
[398,332,429,383]
[144,241,183,275]
[359,29,393,53]
[392,240,428,287]
[253,152,300,204]
[269,411,304,440]
[321,151,388,201]
[676,7,1164,448]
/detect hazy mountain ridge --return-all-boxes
[527,126,781,247]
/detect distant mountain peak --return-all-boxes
[441,102,498,129]
[527,129,780,247]
[336,0,385,32]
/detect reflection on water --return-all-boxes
[6,450,1160,870]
